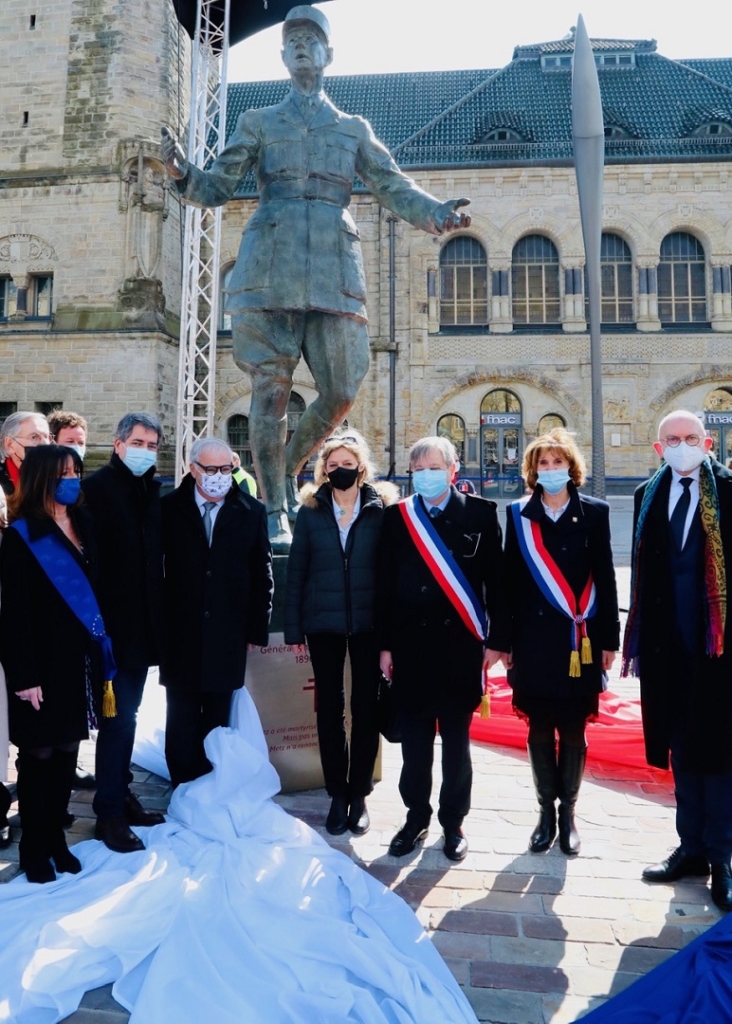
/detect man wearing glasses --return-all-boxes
[160,437,273,787]
[82,412,167,852]
[624,409,732,911]
[0,411,52,496]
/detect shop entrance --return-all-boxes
[480,390,523,498]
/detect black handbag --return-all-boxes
[377,675,402,743]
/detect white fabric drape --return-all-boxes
[0,691,478,1024]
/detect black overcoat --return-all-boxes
[630,459,732,773]
[0,511,102,747]
[377,488,509,714]
[504,486,620,707]
[283,481,396,645]
[81,454,164,671]
[160,475,273,693]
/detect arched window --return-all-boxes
[538,413,566,434]
[585,233,633,323]
[227,413,253,468]
[512,235,560,325]
[437,414,466,463]
[439,236,488,326]
[658,232,707,323]
[219,264,234,331]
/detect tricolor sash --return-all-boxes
[398,495,487,642]
[11,519,117,712]
[509,500,597,676]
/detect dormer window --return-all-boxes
[595,52,635,68]
[604,125,631,139]
[483,128,523,143]
[542,54,572,70]
[692,122,732,138]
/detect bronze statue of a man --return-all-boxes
[162,5,470,549]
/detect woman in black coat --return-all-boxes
[504,429,619,856]
[284,430,398,837]
[0,445,103,883]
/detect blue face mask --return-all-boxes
[121,446,157,477]
[54,477,81,505]
[537,469,571,495]
[412,468,450,501]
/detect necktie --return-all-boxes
[429,506,442,519]
[670,478,692,550]
[202,501,217,545]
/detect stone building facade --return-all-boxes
[2,5,732,490]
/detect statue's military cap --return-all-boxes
[282,5,331,45]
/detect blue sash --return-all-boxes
[11,519,117,684]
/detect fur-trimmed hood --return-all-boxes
[297,478,400,510]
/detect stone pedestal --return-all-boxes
[245,553,381,794]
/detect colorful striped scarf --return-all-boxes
[622,458,726,676]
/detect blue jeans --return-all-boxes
[93,667,149,819]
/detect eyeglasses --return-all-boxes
[323,435,358,445]
[13,432,51,445]
[195,462,233,476]
[661,434,702,448]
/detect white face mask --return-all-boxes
[662,442,707,475]
[199,472,232,500]
[63,443,86,461]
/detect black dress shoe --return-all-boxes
[22,856,56,884]
[388,822,428,857]
[62,812,75,830]
[443,827,468,862]
[347,798,370,835]
[73,766,97,790]
[325,796,349,836]
[642,847,710,882]
[711,863,732,912]
[95,816,145,853]
[123,793,165,827]
[50,841,82,875]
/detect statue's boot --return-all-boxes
[267,510,292,552]
[286,476,300,523]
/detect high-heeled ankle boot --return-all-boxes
[527,743,557,853]
[557,743,587,856]
[48,750,81,875]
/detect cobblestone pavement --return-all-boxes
[4,501,722,1023]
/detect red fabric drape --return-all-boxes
[470,677,665,772]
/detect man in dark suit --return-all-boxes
[625,410,732,911]
[378,436,508,862]
[161,5,470,548]
[160,437,273,788]
[83,412,166,853]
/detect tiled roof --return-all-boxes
[224,37,732,195]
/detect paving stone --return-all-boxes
[463,986,545,1024]
[471,960,569,994]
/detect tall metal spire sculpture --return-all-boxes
[571,14,606,497]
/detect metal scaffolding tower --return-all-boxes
[174,0,230,483]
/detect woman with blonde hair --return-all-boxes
[504,428,619,855]
[284,429,398,836]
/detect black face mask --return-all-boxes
[328,466,359,491]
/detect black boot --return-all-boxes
[527,743,557,853]
[48,750,82,875]
[0,782,12,849]
[17,753,56,884]
[557,743,587,856]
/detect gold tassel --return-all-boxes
[569,650,581,677]
[480,692,491,719]
[102,680,117,718]
[581,636,593,664]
